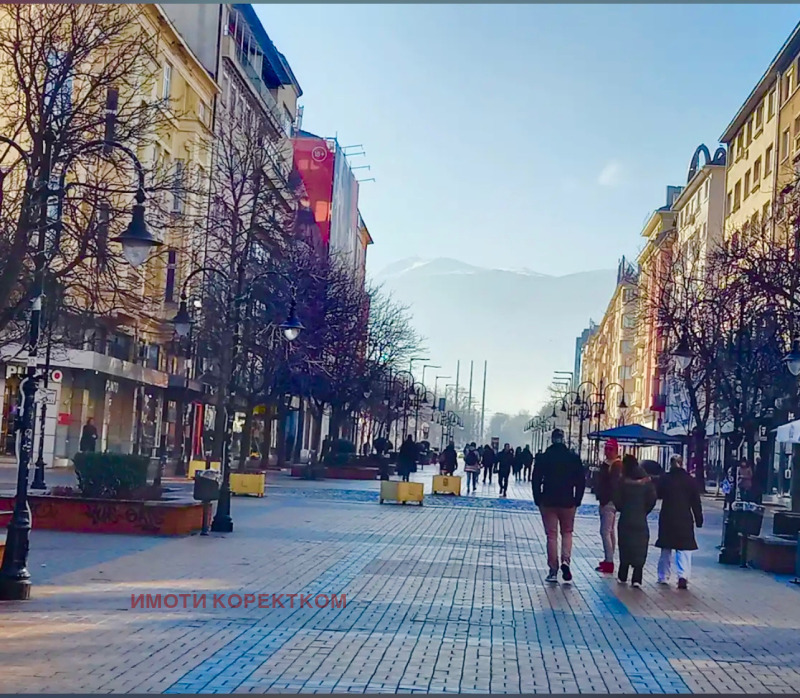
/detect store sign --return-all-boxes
[57,412,71,426]
[105,379,119,394]
[35,388,57,405]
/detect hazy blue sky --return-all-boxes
[256,4,800,277]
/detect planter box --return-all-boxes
[745,534,796,574]
[187,460,221,479]
[380,480,423,505]
[0,494,204,536]
[230,472,265,497]
[433,475,462,495]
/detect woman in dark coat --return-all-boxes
[612,454,657,587]
[513,447,524,480]
[656,455,703,589]
[440,441,458,475]
[397,435,417,482]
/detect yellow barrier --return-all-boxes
[230,472,265,497]
[187,460,221,479]
[379,480,424,505]
[432,475,462,495]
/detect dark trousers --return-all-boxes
[618,563,643,585]
[483,465,493,483]
[498,470,510,493]
[523,466,531,481]
[467,471,479,489]
[401,473,410,482]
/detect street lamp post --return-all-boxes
[171,266,303,533]
[0,135,160,601]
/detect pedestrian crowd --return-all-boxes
[379,428,707,591]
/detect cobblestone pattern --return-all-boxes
[0,479,798,694]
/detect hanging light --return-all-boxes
[672,336,693,371]
[170,299,193,338]
[784,337,800,377]
[111,188,161,267]
[280,301,304,342]
[551,404,557,419]
[619,395,628,410]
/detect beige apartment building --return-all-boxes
[720,22,800,239]
[580,257,638,431]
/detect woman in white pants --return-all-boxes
[655,455,703,589]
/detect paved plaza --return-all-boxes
[1,468,800,694]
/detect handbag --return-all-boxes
[721,479,731,495]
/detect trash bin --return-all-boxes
[193,470,221,536]
[719,501,765,565]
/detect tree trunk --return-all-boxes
[237,403,255,471]
[276,402,288,468]
[292,399,305,463]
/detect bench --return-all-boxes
[744,534,796,574]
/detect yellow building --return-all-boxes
[580,257,638,431]
[720,22,800,239]
[0,4,218,465]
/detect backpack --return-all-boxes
[465,449,479,466]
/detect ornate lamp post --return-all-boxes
[171,267,303,533]
[0,136,160,601]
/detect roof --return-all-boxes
[587,423,685,446]
[719,20,800,143]
[233,4,303,96]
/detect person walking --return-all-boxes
[722,459,737,510]
[482,443,496,484]
[656,454,703,589]
[513,446,524,480]
[533,429,585,584]
[613,454,657,588]
[737,457,754,502]
[440,441,458,475]
[397,435,417,482]
[496,443,514,497]
[521,445,534,481]
[595,439,622,574]
[464,442,481,492]
[79,417,98,453]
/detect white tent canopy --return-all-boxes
[775,418,800,444]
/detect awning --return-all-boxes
[775,418,800,443]
[587,423,685,446]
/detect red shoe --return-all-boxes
[596,561,614,574]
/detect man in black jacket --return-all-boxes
[533,429,585,584]
[496,443,515,497]
[481,444,495,484]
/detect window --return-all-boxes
[746,117,753,144]
[46,50,73,127]
[755,104,764,131]
[162,62,172,101]
[172,160,185,213]
[783,128,791,160]
[165,250,177,302]
[622,287,635,303]
[198,101,205,124]
[768,89,776,120]
[726,191,732,216]
[97,202,109,268]
[622,314,636,329]
[744,169,751,198]
[618,365,633,380]
[620,340,633,354]
[753,157,761,186]
[763,200,771,221]
[734,180,741,211]
[784,70,793,102]
[704,179,710,199]
[736,131,744,159]
[766,144,774,175]
[729,142,736,162]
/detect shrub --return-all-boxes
[73,452,149,499]
[334,438,356,454]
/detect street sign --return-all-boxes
[35,388,57,405]
[438,398,446,412]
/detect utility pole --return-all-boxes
[479,361,487,442]
[467,361,474,443]
[455,360,460,416]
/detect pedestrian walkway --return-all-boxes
[0,477,799,693]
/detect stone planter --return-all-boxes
[0,494,204,536]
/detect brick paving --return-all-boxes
[0,469,799,693]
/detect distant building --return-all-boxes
[573,322,598,394]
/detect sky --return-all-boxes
[255,4,800,277]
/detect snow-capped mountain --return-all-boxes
[371,257,616,421]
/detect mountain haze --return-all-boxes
[373,258,617,418]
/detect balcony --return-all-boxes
[222,34,283,133]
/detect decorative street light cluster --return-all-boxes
[523,415,551,453]
[0,135,162,601]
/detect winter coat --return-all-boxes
[595,457,622,507]
[612,471,657,568]
[441,446,457,474]
[481,447,496,469]
[464,448,481,473]
[496,449,515,474]
[521,448,534,468]
[532,443,585,509]
[737,464,754,495]
[397,439,417,477]
[656,467,703,551]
